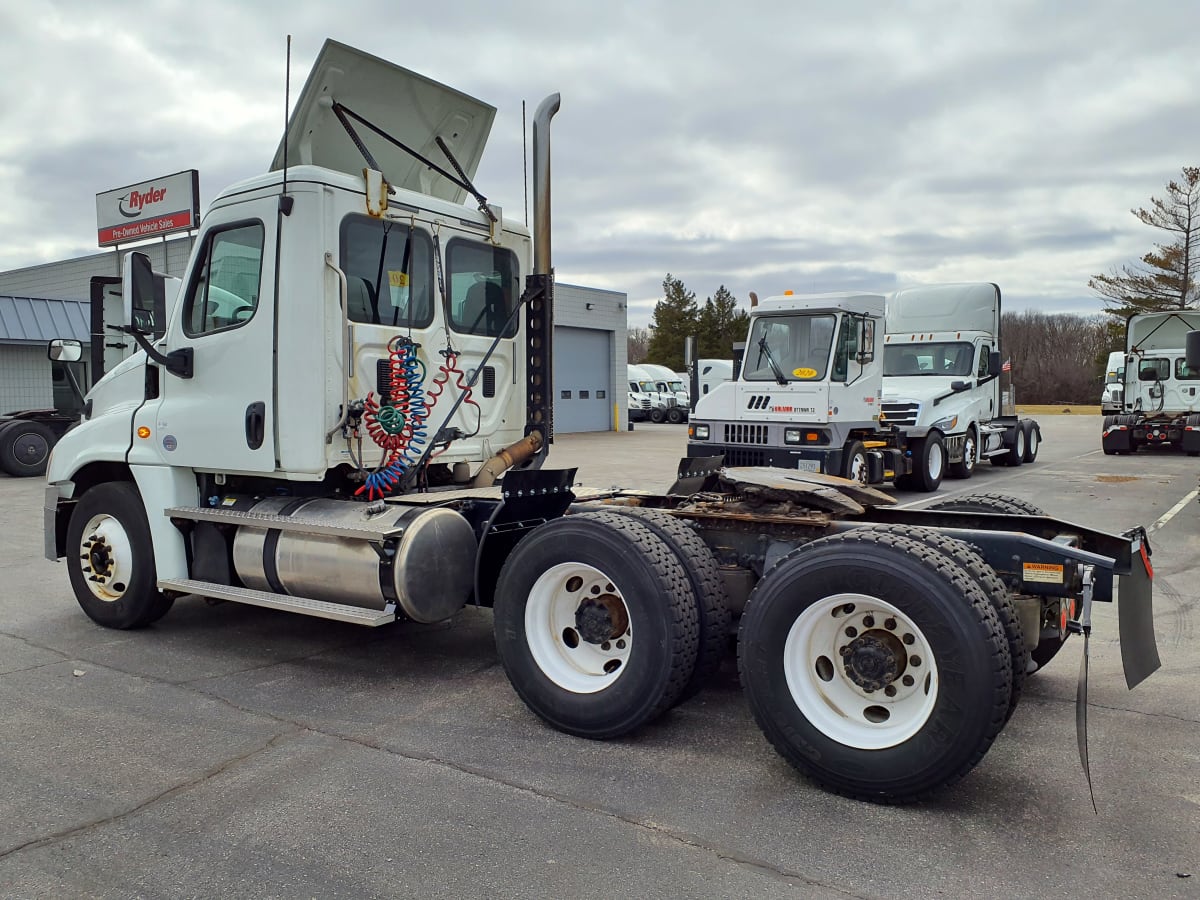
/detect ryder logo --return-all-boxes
[119,186,167,218]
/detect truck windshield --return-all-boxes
[884,342,975,376]
[744,314,835,382]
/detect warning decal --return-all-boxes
[1022,562,1064,584]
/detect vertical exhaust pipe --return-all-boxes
[532,93,560,276]
[521,93,561,462]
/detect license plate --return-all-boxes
[795,459,820,472]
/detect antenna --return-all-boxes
[279,35,294,215]
[522,100,528,226]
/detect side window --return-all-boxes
[446,238,520,337]
[339,216,434,327]
[1176,358,1200,380]
[831,316,858,383]
[977,344,991,379]
[1139,357,1170,381]
[183,223,264,336]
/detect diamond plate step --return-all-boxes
[158,578,396,626]
[164,506,403,541]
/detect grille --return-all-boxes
[723,423,769,445]
[881,402,919,427]
[724,447,769,466]
[639,398,652,409]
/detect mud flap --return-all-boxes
[1117,537,1160,689]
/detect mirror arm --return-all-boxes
[123,328,193,378]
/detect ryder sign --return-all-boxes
[96,170,200,247]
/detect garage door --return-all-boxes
[554,327,611,433]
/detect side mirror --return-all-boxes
[1187,331,1200,370]
[122,250,164,335]
[988,351,1002,376]
[48,338,82,363]
[949,380,970,393]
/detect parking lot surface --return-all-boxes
[1,416,1197,898]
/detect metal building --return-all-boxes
[0,297,90,413]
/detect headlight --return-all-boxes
[784,428,802,444]
[930,415,958,432]
[689,424,710,440]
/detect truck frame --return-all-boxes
[43,40,1158,804]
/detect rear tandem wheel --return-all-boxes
[492,512,701,739]
[737,529,1012,803]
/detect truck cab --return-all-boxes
[687,291,888,480]
[1100,350,1125,415]
[881,283,1034,476]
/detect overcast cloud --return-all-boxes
[2,0,1198,326]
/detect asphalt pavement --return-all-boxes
[1,416,1197,898]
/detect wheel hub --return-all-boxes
[575,594,629,644]
[82,533,115,584]
[842,631,907,692]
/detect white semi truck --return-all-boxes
[1101,310,1200,455]
[1100,350,1125,416]
[43,40,1159,804]
[881,283,1041,486]
[638,363,689,422]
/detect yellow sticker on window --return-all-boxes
[388,271,409,288]
[793,367,818,379]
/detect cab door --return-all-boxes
[147,203,277,472]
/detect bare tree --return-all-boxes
[627,326,651,365]
[1002,311,1111,404]
[1090,166,1200,319]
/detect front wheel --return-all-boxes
[666,407,685,424]
[947,427,977,480]
[648,407,666,424]
[738,530,1011,802]
[493,512,700,739]
[66,482,173,629]
[841,440,868,483]
[905,433,945,492]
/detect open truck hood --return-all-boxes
[270,39,496,204]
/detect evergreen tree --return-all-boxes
[1090,166,1200,320]
[646,274,699,370]
[697,285,750,358]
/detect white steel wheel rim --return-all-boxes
[1014,428,1025,456]
[963,432,976,471]
[847,452,868,484]
[1027,429,1038,456]
[927,442,944,480]
[525,561,633,694]
[78,513,135,603]
[782,592,939,749]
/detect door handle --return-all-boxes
[245,401,266,450]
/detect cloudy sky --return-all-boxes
[2,0,1198,326]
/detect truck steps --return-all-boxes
[157,578,396,626]
[164,506,403,542]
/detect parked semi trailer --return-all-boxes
[44,40,1158,803]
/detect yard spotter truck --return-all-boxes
[1101,310,1200,455]
[44,40,1160,803]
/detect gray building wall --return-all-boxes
[0,237,193,302]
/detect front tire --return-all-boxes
[66,482,173,629]
[902,433,945,492]
[493,513,700,739]
[841,440,868,484]
[666,407,685,424]
[947,427,977,480]
[738,530,1011,802]
[649,407,666,424]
